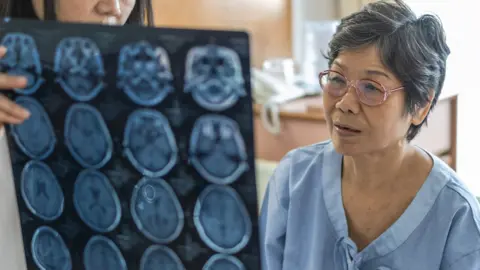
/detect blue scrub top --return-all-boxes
[260,140,480,270]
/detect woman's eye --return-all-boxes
[363,83,381,92]
[329,76,346,86]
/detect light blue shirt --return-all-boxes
[259,140,480,270]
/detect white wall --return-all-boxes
[291,0,337,63]
[450,2,480,194]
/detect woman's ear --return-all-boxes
[411,91,434,126]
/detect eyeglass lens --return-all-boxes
[319,71,386,105]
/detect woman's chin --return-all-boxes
[331,135,365,156]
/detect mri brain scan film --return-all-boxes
[10,96,56,160]
[123,109,177,177]
[0,33,44,94]
[184,45,246,111]
[140,245,185,270]
[194,185,252,254]
[54,37,105,101]
[65,103,113,169]
[83,235,127,270]
[21,161,64,221]
[31,226,72,270]
[189,115,248,185]
[118,41,174,106]
[73,169,122,233]
[203,254,246,270]
[131,177,184,244]
[3,19,259,270]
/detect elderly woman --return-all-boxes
[260,1,480,269]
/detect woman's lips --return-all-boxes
[334,124,361,136]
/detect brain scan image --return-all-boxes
[83,235,127,270]
[194,185,252,254]
[20,161,64,221]
[189,115,248,185]
[54,37,105,102]
[203,254,246,270]
[123,109,177,177]
[31,226,72,270]
[184,44,246,111]
[139,245,185,270]
[65,103,113,169]
[131,177,184,244]
[0,33,44,94]
[73,169,122,233]
[117,41,174,106]
[10,96,56,160]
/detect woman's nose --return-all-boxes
[96,0,122,18]
[335,84,361,114]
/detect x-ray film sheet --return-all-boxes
[0,18,259,270]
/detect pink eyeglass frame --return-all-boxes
[318,70,404,106]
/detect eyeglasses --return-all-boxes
[318,70,404,106]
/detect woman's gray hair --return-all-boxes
[326,0,450,141]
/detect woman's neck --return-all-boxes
[342,141,414,190]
